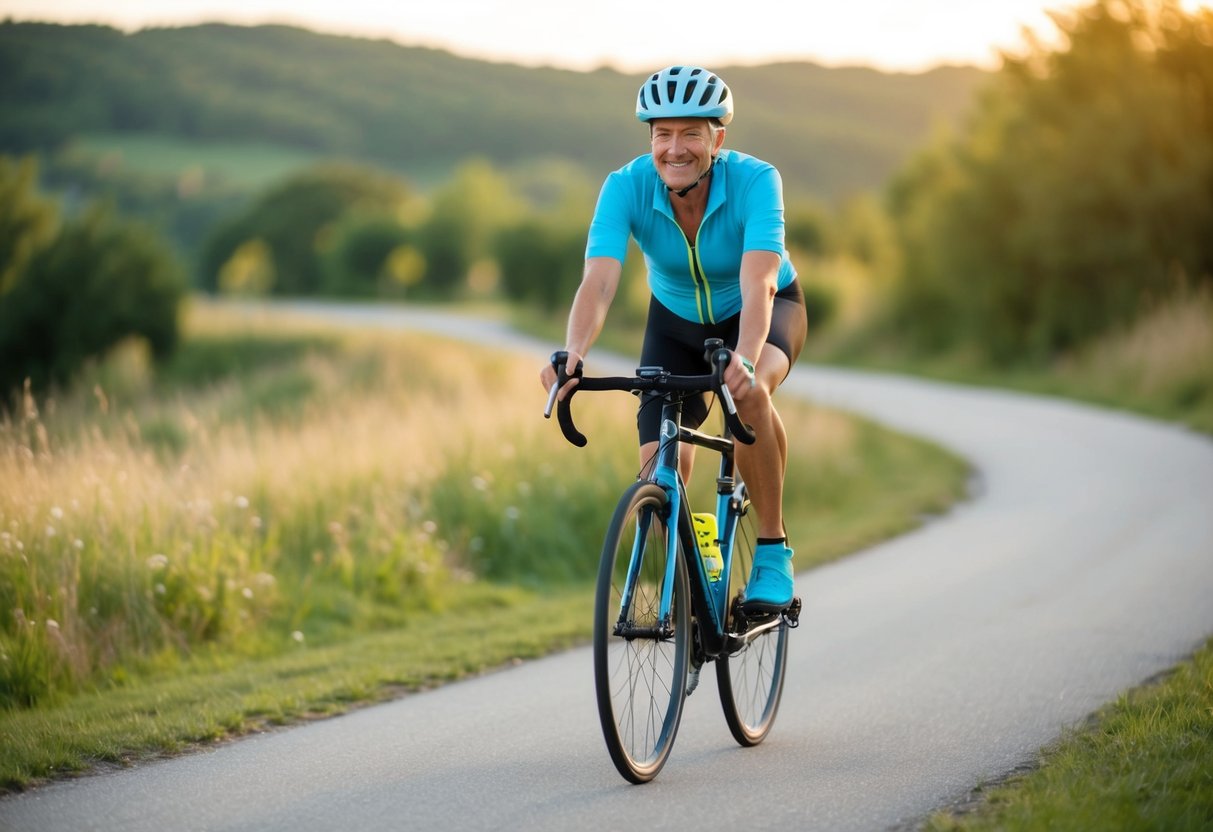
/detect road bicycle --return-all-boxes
[546,339,801,784]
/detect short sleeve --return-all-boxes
[740,164,786,254]
[585,172,633,262]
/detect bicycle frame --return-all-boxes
[643,395,747,660]
[547,341,782,654]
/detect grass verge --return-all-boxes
[0,584,588,792]
[925,637,1213,831]
[813,286,1213,435]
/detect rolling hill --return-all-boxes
[0,21,987,199]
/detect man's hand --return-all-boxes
[539,349,584,405]
[723,352,756,403]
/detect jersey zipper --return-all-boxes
[679,228,715,324]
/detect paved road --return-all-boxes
[3,302,1211,832]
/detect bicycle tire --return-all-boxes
[715,484,790,746]
[593,481,689,783]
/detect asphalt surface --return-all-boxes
[3,301,1211,832]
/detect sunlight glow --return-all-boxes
[3,0,1212,72]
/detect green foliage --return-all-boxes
[495,219,587,312]
[321,213,419,298]
[417,160,528,298]
[199,163,413,295]
[37,143,248,279]
[0,157,58,294]
[889,0,1213,363]
[785,197,836,257]
[0,162,187,396]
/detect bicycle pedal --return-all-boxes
[782,596,803,628]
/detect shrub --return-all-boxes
[0,192,186,398]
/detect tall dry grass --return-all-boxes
[1056,285,1213,431]
[0,301,899,710]
[0,303,635,707]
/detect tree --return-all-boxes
[495,218,585,313]
[889,0,1213,362]
[418,160,525,298]
[321,213,421,298]
[200,163,414,296]
[0,201,186,395]
[0,157,58,295]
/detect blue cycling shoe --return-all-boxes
[742,542,795,613]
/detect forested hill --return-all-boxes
[0,21,987,198]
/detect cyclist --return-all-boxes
[540,65,808,611]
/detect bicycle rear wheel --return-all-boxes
[594,481,689,783]
[716,485,790,746]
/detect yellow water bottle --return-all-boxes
[692,513,723,582]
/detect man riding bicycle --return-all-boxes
[540,65,808,611]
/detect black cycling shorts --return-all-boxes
[637,279,808,444]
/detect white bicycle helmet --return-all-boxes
[635,65,733,125]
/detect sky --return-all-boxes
[2,1,1211,73]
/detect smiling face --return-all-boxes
[649,118,725,194]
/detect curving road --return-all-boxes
[3,301,1211,832]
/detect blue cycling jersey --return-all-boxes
[585,149,797,324]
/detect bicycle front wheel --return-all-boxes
[594,481,689,783]
[716,485,790,746]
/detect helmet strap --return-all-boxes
[668,156,718,199]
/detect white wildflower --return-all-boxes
[147,553,169,570]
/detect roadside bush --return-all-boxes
[0,163,186,397]
[199,163,414,296]
[321,213,423,298]
[495,218,585,313]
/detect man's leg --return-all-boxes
[735,343,795,610]
[734,343,790,539]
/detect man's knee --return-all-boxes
[737,384,774,424]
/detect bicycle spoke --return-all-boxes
[594,483,687,782]
[716,484,789,746]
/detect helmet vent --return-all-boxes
[634,65,733,125]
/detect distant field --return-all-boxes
[71,133,456,190]
[71,133,328,188]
